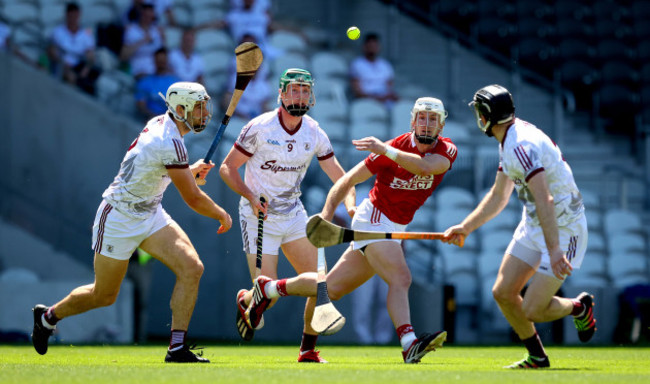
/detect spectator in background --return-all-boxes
[350,33,399,107]
[220,34,271,120]
[230,0,270,13]
[199,0,280,60]
[169,29,204,84]
[124,0,177,27]
[135,47,180,121]
[121,2,165,79]
[47,2,101,95]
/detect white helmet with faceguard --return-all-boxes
[159,82,213,133]
[410,97,448,144]
[277,68,315,117]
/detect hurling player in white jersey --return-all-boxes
[242,97,457,364]
[220,68,356,362]
[31,82,232,363]
[443,85,596,369]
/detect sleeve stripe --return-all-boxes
[234,142,254,157]
[165,164,190,169]
[317,151,334,161]
[172,139,188,162]
[524,167,544,182]
[514,145,533,170]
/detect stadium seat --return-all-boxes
[434,207,473,235]
[189,4,225,27]
[1,2,39,24]
[608,233,647,254]
[83,2,115,27]
[608,251,650,288]
[268,30,307,53]
[442,120,471,143]
[434,186,475,210]
[271,52,309,80]
[350,98,389,125]
[479,208,518,235]
[317,118,347,143]
[195,29,233,53]
[311,51,348,80]
[587,232,607,254]
[480,230,513,255]
[165,26,183,50]
[349,121,389,142]
[568,250,608,286]
[309,99,348,124]
[581,189,601,210]
[585,210,603,233]
[604,209,643,236]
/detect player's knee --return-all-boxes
[94,290,119,307]
[181,257,204,282]
[389,269,411,291]
[522,302,544,322]
[492,285,514,305]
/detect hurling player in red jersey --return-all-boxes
[245,97,458,363]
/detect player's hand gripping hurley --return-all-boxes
[311,247,346,335]
[196,42,263,184]
[306,214,464,248]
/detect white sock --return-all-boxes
[400,332,417,351]
[41,314,56,330]
[264,281,280,299]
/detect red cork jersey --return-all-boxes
[364,133,457,225]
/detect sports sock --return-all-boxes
[169,330,186,351]
[571,299,585,316]
[396,324,416,351]
[264,279,287,299]
[42,307,59,328]
[300,333,318,352]
[522,332,547,359]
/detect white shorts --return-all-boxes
[91,200,174,260]
[239,205,308,256]
[350,199,407,251]
[505,214,588,278]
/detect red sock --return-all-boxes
[571,299,584,316]
[169,330,186,351]
[277,279,289,296]
[396,324,414,339]
[300,333,318,352]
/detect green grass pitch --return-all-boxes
[1,344,649,383]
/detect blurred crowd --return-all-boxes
[0,0,401,125]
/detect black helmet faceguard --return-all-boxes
[469,84,515,136]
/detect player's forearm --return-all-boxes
[219,166,255,202]
[185,191,228,221]
[463,191,508,233]
[322,178,353,220]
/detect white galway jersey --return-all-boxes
[234,109,334,217]
[103,113,189,219]
[499,118,584,227]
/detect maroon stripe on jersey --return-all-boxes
[317,151,334,161]
[94,203,113,254]
[172,139,187,162]
[524,167,544,182]
[234,142,254,157]
[514,145,533,170]
[165,164,190,169]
